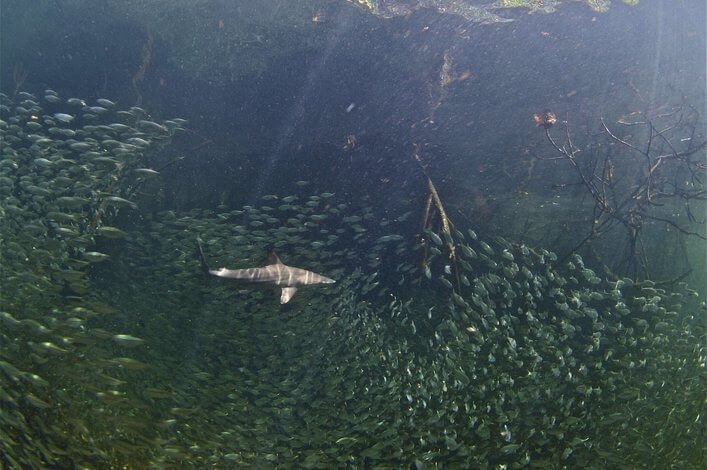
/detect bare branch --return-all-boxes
[641,213,707,240]
[536,103,705,279]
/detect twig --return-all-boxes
[641,213,707,239]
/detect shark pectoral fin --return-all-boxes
[280,287,298,304]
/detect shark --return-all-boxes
[196,238,336,304]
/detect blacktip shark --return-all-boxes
[197,238,336,304]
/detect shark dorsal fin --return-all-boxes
[267,251,283,265]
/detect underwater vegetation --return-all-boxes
[1,92,704,467]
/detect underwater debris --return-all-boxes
[532,109,557,129]
[413,143,461,290]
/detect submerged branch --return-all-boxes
[538,103,705,278]
[641,214,707,240]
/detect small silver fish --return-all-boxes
[53,113,74,123]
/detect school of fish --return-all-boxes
[0,91,704,468]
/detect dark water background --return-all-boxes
[1,0,705,467]
[3,0,704,282]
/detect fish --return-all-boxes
[53,112,74,123]
[196,238,335,304]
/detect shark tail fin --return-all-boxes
[196,237,211,275]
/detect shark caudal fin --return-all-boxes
[196,237,212,275]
